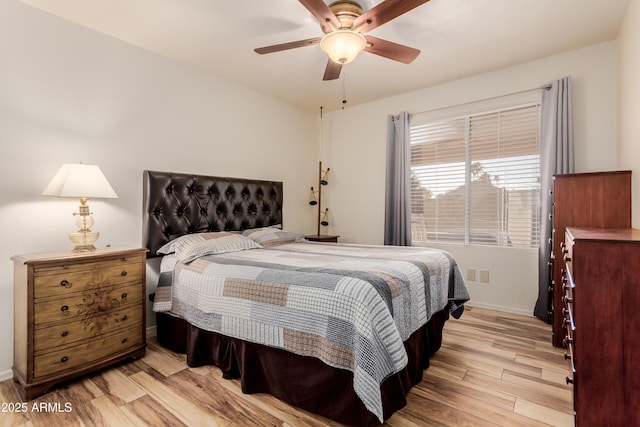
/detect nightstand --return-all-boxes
[11,246,148,400]
[305,234,340,243]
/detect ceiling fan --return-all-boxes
[254,0,430,80]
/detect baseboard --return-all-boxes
[465,301,535,317]
[146,325,157,338]
[0,369,13,382]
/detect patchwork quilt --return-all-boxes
[153,242,469,422]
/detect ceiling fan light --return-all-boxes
[320,30,366,64]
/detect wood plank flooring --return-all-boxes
[0,307,574,426]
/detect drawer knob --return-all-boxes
[566,376,573,385]
[564,352,571,360]
[61,330,68,337]
[61,305,69,312]
[121,271,128,277]
[60,280,71,288]
[121,337,128,344]
[121,293,128,300]
[121,315,128,321]
[61,356,69,363]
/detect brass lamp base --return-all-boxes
[69,230,99,252]
[69,199,99,251]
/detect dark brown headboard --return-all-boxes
[142,170,283,257]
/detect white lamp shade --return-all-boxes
[42,163,118,199]
[320,30,367,64]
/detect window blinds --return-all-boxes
[410,102,541,248]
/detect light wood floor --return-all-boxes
[0,306,574,427]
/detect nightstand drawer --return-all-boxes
[33,282,141,326]
[34,306,143,352]
[33,326,143,378]
[33,259,143,299]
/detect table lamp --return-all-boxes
[42,163,118,251]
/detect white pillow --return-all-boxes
[242,227,306,247]
[157,232,262,262]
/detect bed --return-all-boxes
[142,170,469,426]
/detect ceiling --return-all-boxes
[19,0,630,112]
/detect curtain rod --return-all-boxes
[410,84,552,116]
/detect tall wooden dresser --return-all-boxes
[550,171,631,347]
[562,227,640,426]
[12,246,147,400]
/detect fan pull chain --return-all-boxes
[342,72,347,109]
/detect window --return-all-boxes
[410,101,541,248]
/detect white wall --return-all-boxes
[618,0,640,227]
[0,2,317,379]
[0,0,630,384]
[321,41,619,316]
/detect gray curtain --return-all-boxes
[534,77,574,322]
[384,112,412,246]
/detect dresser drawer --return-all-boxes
[33,282,141,326]
[33,259,143,299]
[561,260,575,348]
[33,326,143,378]
[565,340,576,388]
[561,240,573,273]
[34,305,143,353]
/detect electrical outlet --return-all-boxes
[480,270,490,283]
[466,268,476,281]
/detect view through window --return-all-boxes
[410,102,541,248]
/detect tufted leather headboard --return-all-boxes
[142,170,283,258]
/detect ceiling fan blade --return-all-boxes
[364,35,420,64]
[298,0,341,32]
[354,0,430,33]
[323,59,342,81]
[254,37,322,55]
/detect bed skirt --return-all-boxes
[155,309,449,426]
